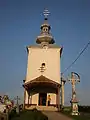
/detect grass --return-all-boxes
[72,114,90,120]
[61,108,90,120]
[9,108,48,120]
[9,106,90,120]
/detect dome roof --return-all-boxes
[36,10,55,45]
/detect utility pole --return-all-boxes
[61,75,66,109]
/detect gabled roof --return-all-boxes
[23,75,61,89]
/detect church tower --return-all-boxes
[23,9,62,111]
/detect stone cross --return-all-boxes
[14,96,20,114]
[68,72,80,99]
[68,72,80,115]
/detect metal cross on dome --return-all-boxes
[43,9,50,19]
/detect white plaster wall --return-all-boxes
[29,95,32,104]
[32,93,39,105]
[47,93,56,104]
[25,91,28,104]
[26,47,61,84]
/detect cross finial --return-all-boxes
[43,8,50,20]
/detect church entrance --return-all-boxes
[39,93,47,106]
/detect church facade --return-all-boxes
[23,11,63,111]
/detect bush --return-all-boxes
[78,106,90,113]
[9,108,19,120]
[9,108,48,120]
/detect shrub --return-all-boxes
[9,108,19,120]
[78,106,90,113]
[9,108,48,120]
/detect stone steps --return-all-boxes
[25,106,58,111]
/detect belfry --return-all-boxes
[23,9,63,111]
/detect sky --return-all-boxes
[0,0,90,105]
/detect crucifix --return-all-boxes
[68,72,80,115]
[68,72,80,100]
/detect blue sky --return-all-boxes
[0,0,90,105]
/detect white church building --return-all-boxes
[23,10,63,111]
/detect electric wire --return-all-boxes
[62,40,90,74]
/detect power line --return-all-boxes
[62,40,90,74]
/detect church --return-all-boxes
[23,10,63,111]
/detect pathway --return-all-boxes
[42,111,73,120]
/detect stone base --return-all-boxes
[71,112,79,116]
[71,101,79,116]
[25,105,58,111]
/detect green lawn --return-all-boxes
[9,109,48,120]
[61,110,90,120]
[9,107,90,120]
[72,114,90,120]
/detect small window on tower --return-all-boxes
[45,28,48,31]
[42,63,45,67]
[44,28,46,31]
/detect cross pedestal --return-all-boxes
[71,98,79,115]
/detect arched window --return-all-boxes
[42,63,45,67]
